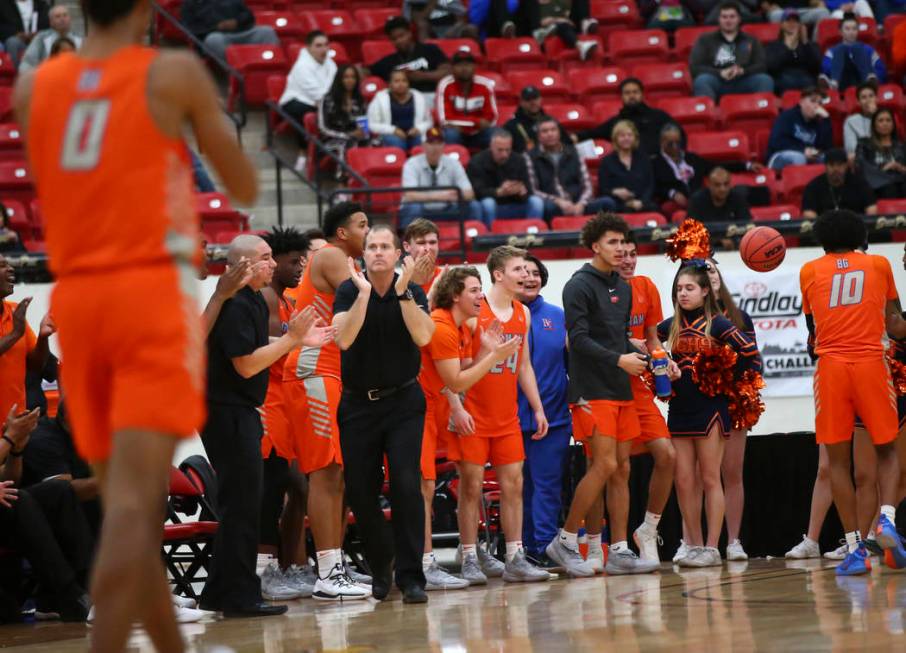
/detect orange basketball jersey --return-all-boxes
[464,298,527,437]
[419,308,472,398]
[27,47,199,278]
[420,266,443,296]
[629,275,663,341]
[801,252,898,361]
[269,296,294,381]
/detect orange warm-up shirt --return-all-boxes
[0,301,36,421]
[629,275,664,341]
[419,307,473,398]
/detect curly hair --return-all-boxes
[263,226,309,257]
[813,209,867,253]
[433,266,482,310]
[323,201,365,238]
[579,212,629,250]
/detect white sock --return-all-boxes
[587,533,603,555]
[644,511,662,529]
[867,531,878,542]
[845,531,862,554]
[881,505,897,526]
[316,549,340,579]
[423,552,436,569]
[462,543,477,558]
[505,541,523,562]
[558,530,579,551]
[610,540,628,553]
[257,553,275,566]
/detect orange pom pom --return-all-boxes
[728,370,766,430]
[665,218,713,263]
[691,346,737,397]
[888,353,906,396]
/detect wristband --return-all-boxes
[1,434,22,456]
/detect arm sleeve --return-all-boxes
[598,155,616,196]
[370,55,392,81]
[429,321,461,360]
[817,119,833,151]
[563,280,622,368]
[871,47,887,81]
[656,317,671,343]
[415,91,434,135]
[821,48,834,79]
[799,262,814,316]
[366,95,394,136]
[467,158,496,200]
[410,283,430,314]
[18,37,42,73]
[645,279,664,327]
[843,117,860,155]
[713,318,763,373]
[483,84,498,126]
[402,159,419,188]
[318,98,351,140]
[636,155,654,202]
[577,157,592,205]
[332,280,358,314]
[217,300,260,359]
[453,160,473,193]
[689,38,719,78]
[744,39,767,76]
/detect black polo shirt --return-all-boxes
[333,274,429,392]
[802,170,876,216]
[688,187,752,223]
[21,415,90,488]
[206,286,270,407]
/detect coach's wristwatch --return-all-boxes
[397,288,414,302]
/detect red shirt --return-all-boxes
[437,75,498,135]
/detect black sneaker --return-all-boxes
[526,551,562,571]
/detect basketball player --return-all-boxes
[455,246,551,584]
[801,209,906,575]
[403,218,443,296]
[283,201,371,600]
[16,0,257,649]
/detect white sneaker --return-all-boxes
[676,545,702,568]
[293,154,307,173]
[343,558,373,590]
[172,594,197,609]
[586,547,605,574]
[545,538,596,578]
[424,561,470,590]
[284,564,316,598]
[726,539,748,561]
[785,535,821,559]
[312,563,370,601]
[824,542,848,560]
[175,606,209,623]
[581,17,599,34]
[261,562,304,600]
[684,546,722,568]
[673,539,689,564]
[476,545,505,578]
[577,40,598,61]
[634,523,662,564]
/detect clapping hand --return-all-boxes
[0,481,17,509]
[411,251,437,286]
[395,256,417,295]
[479,319,505,352]
[217,257,253,299]
[348,257,371,295]
[38,312,55,338]
[289,306,336,347]
[11,298,30,338]
[4,404,39,450]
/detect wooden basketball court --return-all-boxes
[3,558,906,651]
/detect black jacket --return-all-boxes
[687,186,752,223]
[765,38,822,77]
[563,263,634,402]
[525,145,592,204]
[598,150,655,203]
[0,0,49,41]
[503,106,571,153]
[466,149,534,202]
[181,0,255,38]
[652,150,712,202]
[578,103,686,156]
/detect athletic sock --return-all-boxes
[867,531,878,543]
[316,549,341,579]
[881,505,897,526]
[505,541,523,562]
[462,543,477,558]
[644,511,662,530]
[587,533,603,555]
[423,552,436,570]
[558,530,579,552]
[845,531,863,554]
[610,540,629,554]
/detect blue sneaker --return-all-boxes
[836,543,872,576]
[876,515,906,570]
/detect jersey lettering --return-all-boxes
[829,270,865,308]
[60,100,111,171]
[489,334,519,374]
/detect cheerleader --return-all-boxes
[658,261,762,567]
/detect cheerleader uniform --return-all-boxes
[657,308,762,438]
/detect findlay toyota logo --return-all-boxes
[743,281,768,298]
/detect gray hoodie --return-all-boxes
[689,30,766,78]
[562,263,634,403]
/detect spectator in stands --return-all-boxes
[688,167,752,224]
[640,0,697,31]
[0,204,24,254]
[690,2,774,100]
[181,0,279,63]
[819,12,886,91]
[280,31,336,173]
[577,77,685,156]
[765,10,822,94]
[597,120,658,213]
[527,0,599,61]
[467,129,545,224]
[406,0,480,40]
[698,0,763,24]
[504,85,569,153]
[437,50,498,149]
[767,87,832,170]
[370,16,451,104]
[19,5,79,73]
[526,117,615,220]
[801,147,878,218]
[762,0,829,28]
[855,108,906,199]
[0,0,49,66]
[468,0,534,39]
[367,69,433,152]
[49,35,75,57]
[318,65,370,178]
[399,127,484,228]
[843,81,877,157]
[652,123,711,213]
[825,0,874,17]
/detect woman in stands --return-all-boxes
[366,69,433,153]
[318,64,370,178]
[855,108,906,199]
[765,10,821,94]
[598,120,658,214]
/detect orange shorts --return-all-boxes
[260,377,294,460]
[421,394,452,480]
[631,377,671,443]
[814,356,898,445]
[571,399,641,444]
[53,265,205,462]
[453,430,524,467]
[285,375,343,474]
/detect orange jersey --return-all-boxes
[420,266,443,296]
[284,244,341,382]
[800,252,898,361]
[268,295,294,382]
[629,275,663,341]
[27,47,199,278]
[0,301,36,420]
[465,298,527,437]
[419,308,472,398]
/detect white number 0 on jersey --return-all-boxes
[60,100,111,171]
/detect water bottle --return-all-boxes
[651,348,672,398]
[355,115,370,139]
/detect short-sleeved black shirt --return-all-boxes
[801,171,877,215]
[333,274,429,391]
[206,286,270,407]
[687,187,752,223]
[370,43,448,94]
[21,416,90,488]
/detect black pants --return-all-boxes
[281,99,316,146]
[200,403,263,610]
[259,449,290,548]
[338,383,426,590]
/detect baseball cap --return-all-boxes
[781,8,800,20]
[521,85,541,100]
[825,148,847,164]
[451,50,475,64]
[425,127,444,143]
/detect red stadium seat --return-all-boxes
[816,17,878,50]
[607,29,669,65]
[631,62,692,98]
[551,216,592,230]
[843,83,905,113]
[427,39,484,64]
[3,200,30,240]
[750,204,800,222]
[732,169,779,204]
[0,123,23,160]
[303,10,364,61]
[742,22,780,44]
[225,45,289,108]
[0,162,34,207]
[878,199,906,214]
[781,164,824,205]
[491,219,548,234]
[673,26,713,61]
[153,0,190,45]
[346,147,406,212]
[568,66,628,103]
[360,76,387,102]
[506,70,570,102]
[653,96,717,132]
[410,144,471,167]
[497,102,517,122]
[590,0,643,31]
[544,103,597,131]
[544,35,605,73]
[475,70,515,103]
[719,92,778,133]
[0,87,13,122]
[620,212,666,228]
[285,41,350,66]
[354,8,399,38]
[254,10,307,40]
[484,38,546,71]
[590,99,623,125]
[361,40,396,67]
[687,131,750,163]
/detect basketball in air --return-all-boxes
[740,226,786,272]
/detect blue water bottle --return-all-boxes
[651,348,672,398]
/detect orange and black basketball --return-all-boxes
[740,226,786,272]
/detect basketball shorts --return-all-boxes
[260,377,295,460]
[814,357,898,445]
[855,396,906,431]
[453,429,525,467]
[286,375,344,473]
[631,377,671,443]
[53,264,205,462]
[571,399,641,444]
[421,393,452,480]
